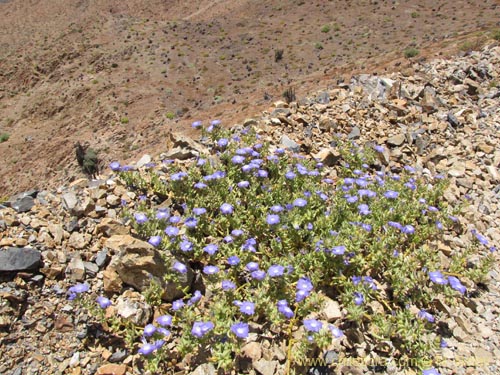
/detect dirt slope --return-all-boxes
[1,0,499,196]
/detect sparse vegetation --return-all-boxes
[274,49,284,62]
[411,12,420,19]
[492,29,500,41]
[321,24,331,33]
[282,87,296,103]
[165,112,175,120]
[404,47,420,58]
[314,42,324,50]
[0,132,10,143]
[120,117,129,124]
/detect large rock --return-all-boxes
[106,235,193,301]
[0,247,41,272]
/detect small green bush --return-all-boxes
[0,132,10,143]
[120,117,129,124]
[491,29,500,41]
[321,25,331,33]
[404,47,419,58]
[165,112,175,120]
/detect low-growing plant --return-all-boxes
[70,122,494,374]
[404,47,420,58]
[492,29,500,41]
[120,117,129,124]
[321,24,331,33]
[282,87,296,103]
[275,49,284,62]
[0,132,9,143]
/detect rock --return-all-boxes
[95,249,109,268]
[280,135,300,152]
[62,192,79,212]
[447,111,460,127]
[47,223,64,244]
[66,254,86,281]
[136,154,151,168]
[105,194,121,206]
[253,359,278,375]
[114,291,152,325]
[68,232,90,249]
[165,132,209,160]
[242,341,262,362]
[0,247,41,272]
[320,297,342,321]
[108,349,127,363]
[103,267,123,293]
[243,118,258,127]
[387,133,406,147]
[95,218,129,237]
[12,196,35,213]
[316,91,330,104]
[347,126,361,140]
[313,148,342,167]
[84,262,99,277]
[96,364,128,375]
[191,363,217,375]
[106,235,193,301]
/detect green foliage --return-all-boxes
[165,111,175,120]
[120,117,129,124]
[0,132,9,143]
[314,42,324,50]
[492,29,500,41]
[321,25,331,33]
[404,47,419,58]
[75,124,492,373]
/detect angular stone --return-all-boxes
[313,148,342,167]
[387,133,406,147]
[320,297,342,321]
[62,192,78,212]
[0,247,41,272]
[114,291,152,326]
[242,341,262,362]
[135,154,151,168]
[66,254,85,281]
[280,135,300,152]
[103,267,122,293]
[191,363,216,375]
[12,196,35,213]
[96,364,128,375]
[106,235,193,301]
[95,218,129,237]
[347,126,361,140]
[253,359,278,375]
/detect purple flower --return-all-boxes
[285,171,296,180]
[156,210,169,220]
[203,265,219,275]
[472,229,489,246]
[171,172,187,181]
[192,120,202,129]
[68,283,90,300]
[172,299,185,311]
[440,338,448,348]
[222,280,236,290]
[180,239,193,252]
[220,203,234,215]
[109,161,121,171]
[297,277,314,292]
[257,170,268,178]
[237,180,250,188]
[329,325,344,338]
[418,309,435,323]
[429,271,448,285]
[277,300,294,318]
[422,369,441,375]
[193,207,207,215]
[268,264,285,277]
[345,195,358,203]
[231,322,249,339]
[401,225,415,234]
[169,215,181,224]
[96,296,111,309]
[266,214,280,225]
[353,292,364,305]
[239,301,255,315]
[232,155,246,164]
[148,236,162,247]
[227,255,240,266]
[251,270,266,280]
[246,262,259,272]
[138,342,156,356]
[358,204,371,215]
[384,190,399,199]
[185,217,198,228]
[217,138,229,148]
[143,324,157,337]
[448,276,466,294]
[295,289,310,302]
[173,261,187,274]
[191,321,214,338]
[303,319,322,332]
[331,246,346,255]
[270,205,284,213]
[293,198,307,208]
[231,229,243,237]
[203,244,219,255]
[224,235,233,243]
[188,290,202,305]
[164,226,179,237]
[387,221,402,230]
[194,182,207,189]
[157,315,172,327]
[134,212,148,224]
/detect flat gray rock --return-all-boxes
[0,247,41,272]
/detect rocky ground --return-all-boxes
[1,44,500,375]
[1,0,500,196]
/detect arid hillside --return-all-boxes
[1,0,499,195]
